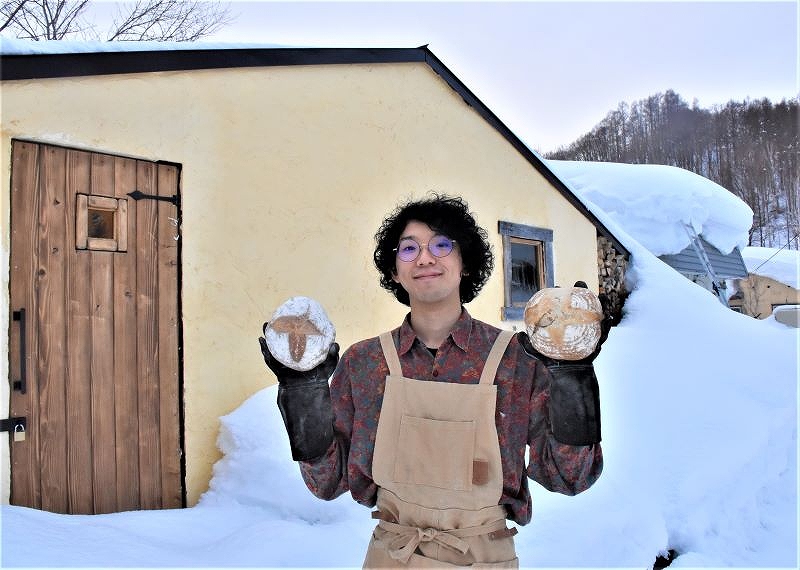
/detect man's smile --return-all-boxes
[413,271,443,280]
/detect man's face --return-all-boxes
[392,221,463,308]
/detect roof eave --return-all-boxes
[0,46,425,80]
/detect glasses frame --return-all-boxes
[393,235,457,263]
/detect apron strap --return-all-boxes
[479,330,515,385]
[379,331,403,377]
[380,328,514,384]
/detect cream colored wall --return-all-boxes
[0,62,598,507]
[734,275,800,318]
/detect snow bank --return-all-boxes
[199,386,362,525]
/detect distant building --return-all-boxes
[728,247,800,319]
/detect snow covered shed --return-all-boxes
[0,41,628,513]
[548,160,751,306]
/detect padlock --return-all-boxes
[13,423,25,443]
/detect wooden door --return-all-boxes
[8,140,184,514]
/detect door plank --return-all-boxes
[89,152,118,514]
[157,164,183,508]
[113,156,141,512]
[136,161,162,509]
[36,145,69,514]
[9,141,42,510]
[65,149,94,514]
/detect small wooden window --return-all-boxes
[76,194,127,252]
[499,221,554,320]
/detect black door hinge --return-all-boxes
[127,190,179,206]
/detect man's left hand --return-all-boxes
[517,281,611,446]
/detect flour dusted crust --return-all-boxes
[524,287,603,361]
[264,296,336,371]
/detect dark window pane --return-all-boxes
[88,208,115,239]
[510,241,539,304]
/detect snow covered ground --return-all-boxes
[2,161,797,567]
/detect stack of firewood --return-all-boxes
[597,236,629,325]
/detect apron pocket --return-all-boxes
[394,415,475,490]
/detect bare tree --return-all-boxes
[1,0,90,40]
[0,0,232,41]
[1,0,29,32]
[547,92,799,251]
[106,1,232,42]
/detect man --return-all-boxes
[260,194,606,568]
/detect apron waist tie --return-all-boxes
[376,518,510,564]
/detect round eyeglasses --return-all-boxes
[394,235,457,262]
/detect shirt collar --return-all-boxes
[397,307,474,355]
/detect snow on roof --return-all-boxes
[0,36,291,55]
[546,160,753,257]
[741,246,799,289]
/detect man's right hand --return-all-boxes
[259,325,338,461]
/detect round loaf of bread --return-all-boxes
[524,287,603,360]
[264,296,336,371]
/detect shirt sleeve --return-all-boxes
[297,351,354,500]
[526,361,603,495]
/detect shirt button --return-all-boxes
[432,370,439,377]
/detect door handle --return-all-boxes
[12,309,26,394]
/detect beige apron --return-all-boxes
[363,329,519,569]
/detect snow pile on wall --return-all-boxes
[199,385,364,525]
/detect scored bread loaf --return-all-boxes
[524,287,603,360]
[264,296,336,371]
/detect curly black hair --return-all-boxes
[373,193,494,306]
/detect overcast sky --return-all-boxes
[98,0,798,153]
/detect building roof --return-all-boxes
[659,236,748,280]
[0,42,628,256]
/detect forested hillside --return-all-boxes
[546,91,798,250]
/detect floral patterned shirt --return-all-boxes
[299,308,602,525]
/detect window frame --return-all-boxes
[498,221,554,321]
[76,193,128,252]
